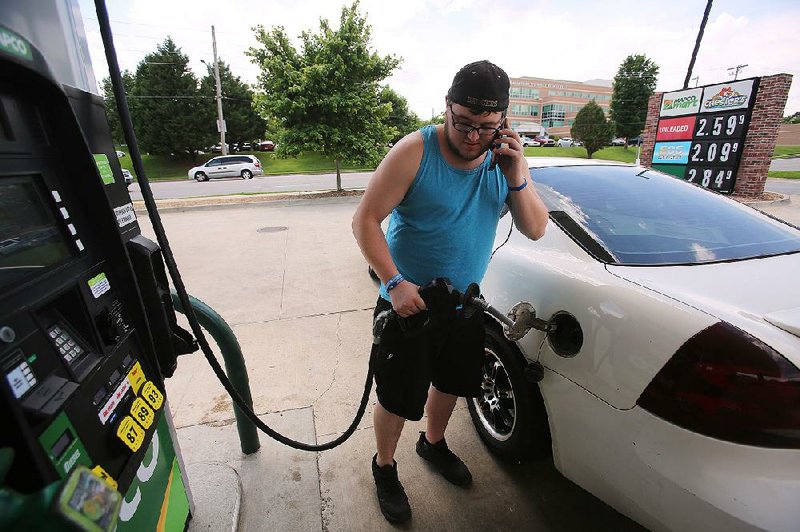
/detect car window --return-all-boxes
[205,159,222,167]
[234,156,253,164]
[532,165,800,265]
[219,156,240,164]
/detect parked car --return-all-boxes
[627,135,644,146]
[472,157,800,532]
[521,137,540,148]
[239,142,253,151]
[257,140,275,152]
[187,155,263,181]
[535,136,555,147]
[610,137,626,146]
[210,143,230,153]
[556,137,574,147]
[121,168,133,186]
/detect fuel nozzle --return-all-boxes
[462,283,556,341]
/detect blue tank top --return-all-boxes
[379,125,509,300]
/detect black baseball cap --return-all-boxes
[447,60,510,113]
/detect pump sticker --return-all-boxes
[91,465,119,490]
[114,203,137,228]
[141,381,164,410]
[99,377,131,425]
[93,154,115,185]
[116,416,145,452]
[127,362,146,395]
[88,273,111,299]
[131,398,155,430]
[0,27,33,62]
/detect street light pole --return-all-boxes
[211,25,226,155]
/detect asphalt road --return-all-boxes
[128,170,798,200]
[770,157,800,171]
[128,171,373,200]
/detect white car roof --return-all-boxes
[526,157,635,169]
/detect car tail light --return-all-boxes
[254,160,261,168]
[637,322,800,448]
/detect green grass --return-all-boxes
[768,171,800,179]
[117,150,373,181]
[773,146,800,158]
[523,145,640,163]
[118,143,790,181]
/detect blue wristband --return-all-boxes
[508,179,528,192]
[386,274,404,292]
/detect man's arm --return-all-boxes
[352,131,427,317]
[494,123,549,240]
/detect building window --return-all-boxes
[511,103,539,116]
[510,87,540,99]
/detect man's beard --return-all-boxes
[444,121,493,162]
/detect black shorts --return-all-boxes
[372,296,485,421]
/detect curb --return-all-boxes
[133,189,365,214]
[736,192,792,208]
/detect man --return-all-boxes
[352,60,549,523]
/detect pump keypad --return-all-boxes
[48,325,85,364]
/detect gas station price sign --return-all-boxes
[651,78,759,193]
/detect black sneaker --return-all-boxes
[415,432,472,487]
[371,454,412,523]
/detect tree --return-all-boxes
[101,70,134,145]
[783,111,800,124]
[378,86,419,144]
[610,54,659,143]
[571,100,615,159]
[199,60,266,148]
[247,1,400,190]
[128,37,209,156]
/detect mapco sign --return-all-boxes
[652,77,760,193]
[659,88,702,117]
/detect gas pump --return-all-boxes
[0,14,194,532]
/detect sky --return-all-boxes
[78,0,800,120]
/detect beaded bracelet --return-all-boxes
[386,273,404,292]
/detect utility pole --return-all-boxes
[727,64,748,81]
[212,25,226,155]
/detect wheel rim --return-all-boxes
[243,170,251,179]
[471,346,516,441]
[195,173,205,181]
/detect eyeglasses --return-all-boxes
[448,105,505,136]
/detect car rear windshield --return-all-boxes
[532,165,800,265]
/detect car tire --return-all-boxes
[467,325,551,462]
[194,172,207,182]
[241,169,253,180]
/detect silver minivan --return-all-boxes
[188,155,263,181]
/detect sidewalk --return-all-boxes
[137,196,644,531]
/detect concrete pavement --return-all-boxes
[138,192,798,531]
[137,196,645,531]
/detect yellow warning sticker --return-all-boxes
[127,361,146,395]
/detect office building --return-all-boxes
[508,76,613,138]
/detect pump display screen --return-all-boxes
[0,176,72,289]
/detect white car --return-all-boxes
[188,155,263,181]
[556,137,574,147]
[610,137,626,146]
[471,158,800,532]
[521,137,540,148]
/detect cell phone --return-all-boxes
[489,118,509,171]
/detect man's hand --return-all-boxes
[389,281,427,317]
[494,119,530,188]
